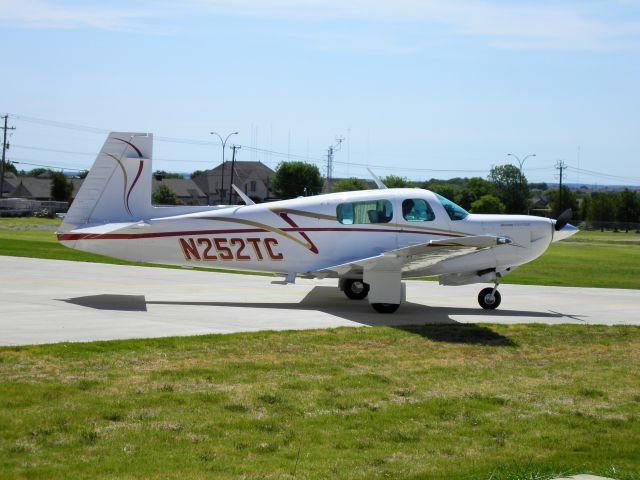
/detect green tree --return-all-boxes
[26,168,51,177]
[529,182,549,191]
[457,177,496,210]
[153,170,183,180]
[546,186,578,218]
[50,171,74,202]
[332,177,368,192]
[152,184,179,205]
[190,170,204,179]
[271,161,323,199]
[617,188,639,232]
[470,194,506,214]
[382,175,410,188]
[2,160,17,175]
[78,170,89,179]
[488,164,530,214]
[424,182,461,202]
[578,194,590,222]
[588,192,617,230]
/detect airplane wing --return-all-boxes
[313,235,511,277]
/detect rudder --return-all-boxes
[61,132,153,230]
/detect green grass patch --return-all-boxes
[504,242,640,289]
[567,229,640,246]
[1,325,639,478]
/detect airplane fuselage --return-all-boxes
[58,188,559,280]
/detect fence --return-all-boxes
[0,198,68,217]
[579,221,640,233]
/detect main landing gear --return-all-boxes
[342,279,370,300]
[371,303,400,314]
[341,278,401,314]
[341,278,502,313]
[478,282,501,310]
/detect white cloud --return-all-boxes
[1,0,639,50]
[0,0,175,33]
[189,0,640,50]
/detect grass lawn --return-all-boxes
[503,242,640,289]
[1,325,639,479]
[2,218,640,288]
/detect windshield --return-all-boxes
[435,193,469,221]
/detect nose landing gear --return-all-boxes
[478,282,501,309]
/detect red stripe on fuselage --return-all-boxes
[57,227,467,241]
[278,212,319,254]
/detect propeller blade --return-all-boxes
[555,208,572,231]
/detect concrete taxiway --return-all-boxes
[1,255,639,346]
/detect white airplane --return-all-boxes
[57,133,578,313]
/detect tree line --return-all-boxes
[269,161,640,228]
[9,164,640,228]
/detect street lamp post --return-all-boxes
[210,131,238,203]
[507,152,536,186]
[508,153,536,215]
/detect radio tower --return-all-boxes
[326,136,344,191]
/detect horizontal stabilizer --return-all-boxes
[56,221,148,242]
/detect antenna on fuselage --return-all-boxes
[367,168,387,189]
[232,184,255,205]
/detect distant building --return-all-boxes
[528,195,550,216]
[6,174,54,201]
[151,178,207,205]
[3,172,207,207]
[193,161,275,204]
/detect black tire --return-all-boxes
[343,279,370,300]
[371,303,400,314]
[478,287,501,310]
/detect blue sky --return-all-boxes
[2,0,640,185]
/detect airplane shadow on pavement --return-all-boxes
[60,286,576,346]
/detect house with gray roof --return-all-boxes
[6,175,53,200]
[193,161,275,204]
[152,178,207,205]
[3,172,207,207]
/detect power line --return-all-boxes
[566,165,640,183]
[8,113,109,134]
[12,144,95,156]
[10,159,79,171]
[9,112,638,183]
[6,113,497,173]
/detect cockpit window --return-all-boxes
[402,199,435,222]
[337,200,393,225]
[435,193,469,221]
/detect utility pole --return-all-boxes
[1,115,16,199]
[556,160,568,213]
[228,145,241,204]
[326,136,344,192]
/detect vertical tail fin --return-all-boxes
[62,133,153,230]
